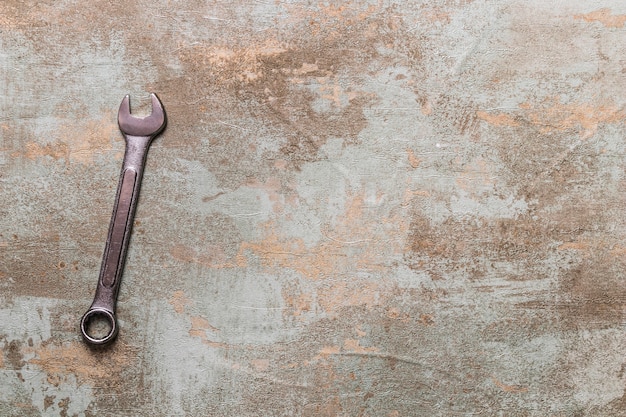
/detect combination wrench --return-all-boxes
[80,93,166,346]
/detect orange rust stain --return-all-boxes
[188,315,226,348]
[189,315,219,337]
[558,241,591,251]
[24,142,69,161]
[319,345,341,356]
[292,62,320,76]
[480,99,626,139]
[314,339,379,360]
[575,8,626,28]
[523,98,626,139]
[189,190,408,314]
[318,3,379,22]
[407,149,421,168]
[239,230,322,279]
[19,116,118,165]
[476,110,519,127]
[28,341,132,383]
[492,376,529,393]
[0,347,4,368]
[239,191,407,282]
[274,159,288,170]
[169,290,192,314]
[196,39,287,85]
[421,99,433,115]
[559,239,626,258]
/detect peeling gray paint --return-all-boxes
[2,0,626,415]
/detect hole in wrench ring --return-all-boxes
[80,308,118,345]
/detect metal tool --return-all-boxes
[80,93,166,346]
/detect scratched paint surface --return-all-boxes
[1,0,626,415]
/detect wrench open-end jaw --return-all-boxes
[118,93,166,137]
[80,93,166,346]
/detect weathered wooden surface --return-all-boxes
[2,1,626,415]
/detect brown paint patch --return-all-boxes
[407,212,561,282]
[0,2,44,29]
[409,182,626,331]
[557,253,626,330]
[28,341,133,384]
[169,290,192,314]
[164,1,411,188]
[575,8,626,28]
[432,94,480,136]
[6,340,25,370]
[492,376,528,393]
[44,395,55,411]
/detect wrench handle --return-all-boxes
[81,135,152,345]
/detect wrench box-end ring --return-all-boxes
[80,308,118,345]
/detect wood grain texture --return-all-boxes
[1,0,626,415]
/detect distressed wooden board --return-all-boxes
[1,1,626,415]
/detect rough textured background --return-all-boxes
[2,1,626,416]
